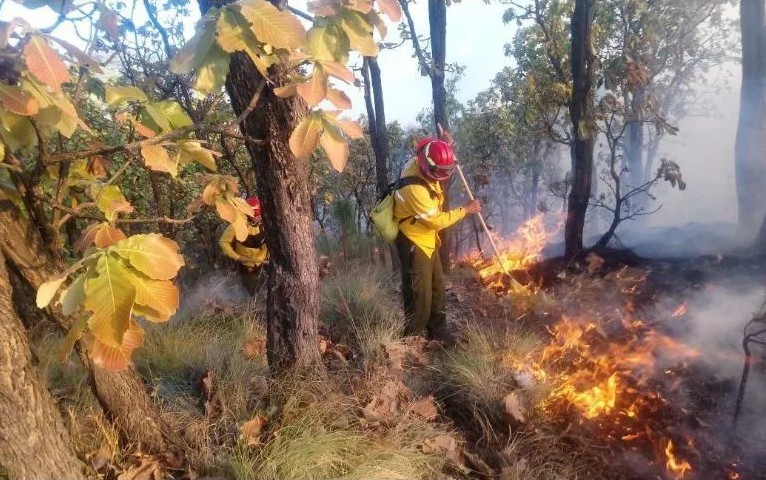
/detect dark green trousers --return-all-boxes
[396,233,446,337]
[238,263,264,296]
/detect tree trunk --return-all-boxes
[0,247,87,480]
[362,57,390,198]
[736,0,766,237]
[0,201,183,456]
[626,89,646,213]
[198,0,322,373]
[565,0,596,259]
[428,0,454,269]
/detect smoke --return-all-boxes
[175,270,249,321]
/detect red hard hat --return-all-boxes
[246,196,262,217]
[416,138,456,181]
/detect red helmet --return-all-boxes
[416,138,456,181]
[246,196,262,217]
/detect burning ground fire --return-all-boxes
[463,216,739,479]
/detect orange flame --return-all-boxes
[672,303,688,318]
[664,440,692,478]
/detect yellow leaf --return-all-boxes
[202,182,221,205]
[176,140,219,171]
[152,100,193,129]
[216,198,237,223]
[85,255,136,347]
[96,185,134,222]
[132,273,179,322]
[232,209,249,241]
[194,45,231,96]
[368,10,387,38]
[216,7,253,53]
[289,113,323,158]
[59,273,87,315]
[340,10,377,56]
[240,0,307,50]
[89,321,144,371]
[318,61,354,83]
[320,124,349,172]
[239,415,267,446]
[143,103,172,132]
[23,35,70,92]
[296,66,328,107]
[37,275,67,308]
[141,143,177,176]
[376,0,402,22]
[110,234,185,281]
[274,83,299,98]
[0,84,39,115]
[170,12,218,74]
[338,119,363,139]
[232,196,254,217]
[326,87,351,109]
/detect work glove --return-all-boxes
[464,199,482,215]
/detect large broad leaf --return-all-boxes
[215,198,237,223]
[376,0,402,22]
[318,60,354,83]
[143,103,172,132]
[23,35,70,92]
[141,143,177,176]
[347,0,372,14]
[239,0,306,50]
[176,140,219,171]
[340,10,378,56]
[94,223,127,248]
[89,321,144,371]
[47,36,102,73]
[338,119,364,139]
[326,87,351,109]
[85,255,136,347]
[307,25,349,63]
[96,185,134,222]
[154,100,193,129]
[59,273,87,315]
[194,46,231,96]
[105,85,148,106]
[289,113,323,158]
[307,0,341,16]
[217,6,256,53]
[115,113,156,138]
[0,84,39,115]
[110,234,185,281]
[296,66,328,107]
[320,123,349,172]
[170,12,218,74]
[132,272,179,322]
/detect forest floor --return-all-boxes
[31,250,766,480]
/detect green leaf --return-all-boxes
[141,143,177,176]
[59,273,87,315]
[289,113,323,158]
[320,122,348,172]
[154,100,193,129]
[239,0,307,50]
[307,25,350,63]
[194,45,231,96]
[170,11,219,74]
[143,103,172,132]
[85,255,136,347]
[110,234,185,281]
[105,85,148,106]
[96,185,134,222]
[340,10,377,56]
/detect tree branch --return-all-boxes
[398,0,433,78]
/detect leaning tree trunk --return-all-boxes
[0,202,183,456]
[736,0,766,237]
[199,0,322,373]
[0,246,87,480]
[565,0,596,259]
[429,0,454,269]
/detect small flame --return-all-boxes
[664,440,692,478]
[671,303,688,318]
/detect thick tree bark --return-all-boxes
[199,0,322,372]
[738,0,766,237]
[565,0,596,259]
[0,201,183,456]
[0,247,87,480]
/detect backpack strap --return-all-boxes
[394,176,437,199]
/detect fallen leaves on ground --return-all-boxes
[240,415,267,446]
[503,391,527,424]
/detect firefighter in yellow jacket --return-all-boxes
[219,196,268,296]
[393,137,481,342]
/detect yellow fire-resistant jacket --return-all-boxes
[219,223,268,266]
[393,159,466,258]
